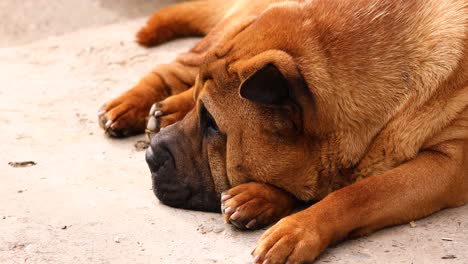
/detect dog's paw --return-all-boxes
[146,91,195,140]
[98,95,151,137]
[146,102,164,140]
[221,183,297,230]
[252,215,328,264]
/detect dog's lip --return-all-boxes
[151,172,192,206]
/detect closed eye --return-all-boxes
[200,104,219,135]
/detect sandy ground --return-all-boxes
[0,1,467,264]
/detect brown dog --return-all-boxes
[99,0,468,263]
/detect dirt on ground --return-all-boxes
[1,1,467,263]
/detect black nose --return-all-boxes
[146,139,191,207]
[145,141,172,173]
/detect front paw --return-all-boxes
[221,183,297,230]
[252,215,329,264]
[98,95,150,137]
[146,91,195,141]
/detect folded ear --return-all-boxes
[239,64,289,105]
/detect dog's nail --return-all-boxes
[262,259,269,264]
[221,194,231,201]
[154,110,163,117]
[246,219,257,229]
[224,207,233,215]
[147,117,157,131]
[105,120,113,128]
[253,255,260,263]
[149,103,157,115]
[97,110,106,116]
[230,211,240,221]
[110,122,118,129]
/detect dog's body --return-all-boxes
[99,0,468,263]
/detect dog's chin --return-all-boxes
[151,171,221,212]
[151,170,191,208]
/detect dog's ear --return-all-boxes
[239,64,289,105]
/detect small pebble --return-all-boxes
[25,244,34,252]
[213,227,224,233]
[134,140,149,151]
[442,254,457,259]
[197,225,213,234]
[8,161,36,168]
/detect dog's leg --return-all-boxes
[98,12,226,137]
[136,0,224,47]
[98,51,201,137]
[146,87,195,140]
[221,182,299,230]
[99,0,278,137]
[252,139,468,263]
[98,0,244,137]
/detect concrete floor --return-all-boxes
[0,1,467,263]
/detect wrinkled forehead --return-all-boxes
[193,54,243,102]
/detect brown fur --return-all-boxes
[100,0,468,263]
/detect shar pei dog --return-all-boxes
[99,0,468,263]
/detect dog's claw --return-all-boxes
[224,207,233,215]
[246,219,257,229]
[146,103,164,141]
[147,116,157,131]
[105,120,113,128]
[230,211,240,220]
[149,103,157,116]
[154,110,163,117]
[221,194,232,201]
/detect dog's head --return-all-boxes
[145,3,423,211]
[146,44,324,211]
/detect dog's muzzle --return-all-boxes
[146,143,191,208]
[145,123,220,212]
